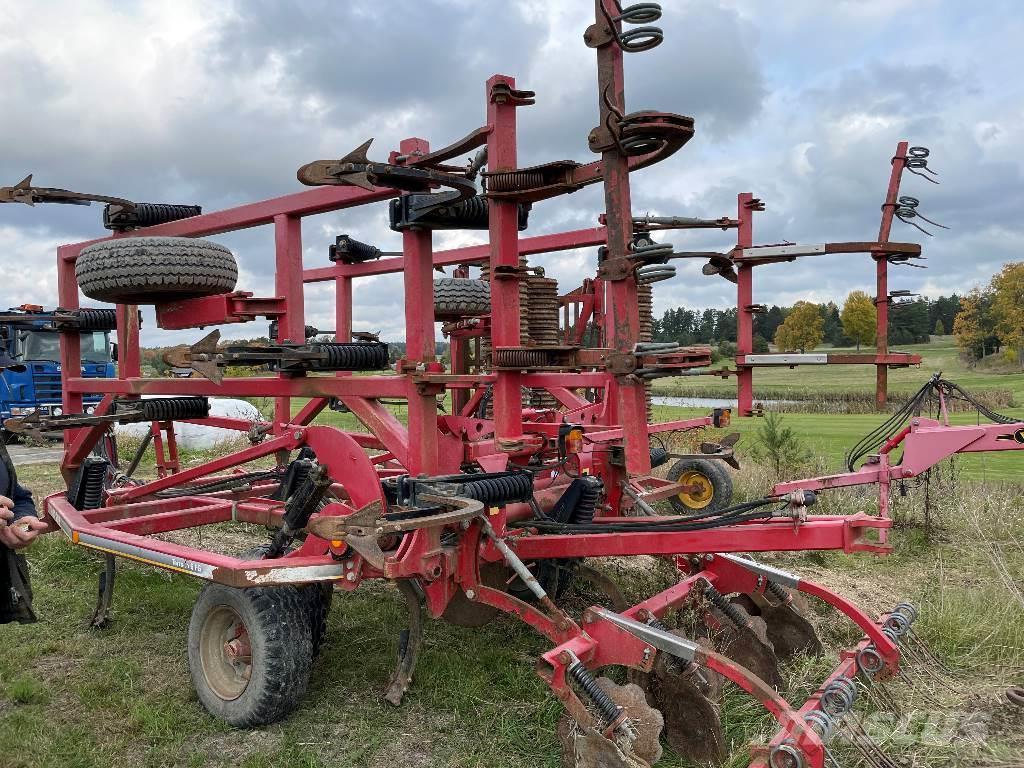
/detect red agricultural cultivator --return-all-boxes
[17,3,1024,767]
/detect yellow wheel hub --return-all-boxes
[677,470,715,509]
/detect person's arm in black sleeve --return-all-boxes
[10,481,37,522]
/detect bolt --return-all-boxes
[705,554,715,562]
[583,609,596,624]
[465,589,476,600]
[346,572,357,582]
[293,430,302,440]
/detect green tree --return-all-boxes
[774,301,823,352]
[953,287,997,362]
[840,290,876,351]
[821,301,845,346]
[934,318,945,336]
[751,411,811,480]
[991,262,1024,368]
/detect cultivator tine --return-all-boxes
[0,173,135,207]
[88,554,117,629]
[296,139,377,189]
[384,580,423,707]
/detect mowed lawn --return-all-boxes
[653,337,1024,401]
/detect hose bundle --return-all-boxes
[844,376,1018,471]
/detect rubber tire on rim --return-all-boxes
[433,278,490,319]
[239,545,333,658]
[666,458,733,514]
[76,236,238,304]
[188,582,312,727]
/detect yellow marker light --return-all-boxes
[565,427,585,454]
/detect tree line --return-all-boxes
[652,293,962,352]
[952,262,1024,367]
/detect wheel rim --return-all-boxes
[199,604,252,701]
[677,470,714,509]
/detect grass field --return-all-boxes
[654,337,1024,403]
[1,335,1022,768]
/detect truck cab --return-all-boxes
[0,306,116,435]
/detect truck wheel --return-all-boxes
[433,278,490,319]
[188,582,312,727]
[76,236,238,304]
[666,458,733,514]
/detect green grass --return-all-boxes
[3,456,1022,768]
[654,336,1024,402]
[3,338,1022,767]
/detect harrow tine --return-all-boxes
[907,628,957,675]
[840,712,903,768]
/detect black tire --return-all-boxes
[188,582,312,727]
[666,458,733,514]
[433,278,490,319]
[301,583,333,659]
[239,544,333,658]
[76,236,238,304]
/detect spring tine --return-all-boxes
[841,713,902,768]
[908,629,956,675]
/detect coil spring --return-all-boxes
[330,234,381,263]
[486,169,545,193]
[804,710,836,742]
[493,348,554,369]
[572,476,603,524]
[438,196,490,227]
[904,146,939,183]
[568,660,622,726]
[80,459,107,511]
[609,2,664,52]
[104,202,201,230]
[316,342,389,371]
[636,264,675,284]
[892,602,918,623]
[459,472,535,506]
[821,675,857,716]
[894,195,948,237]
[75,308,117,331]
[133,203,202,227]
[702,582,750,629]
[766,580,792,605]
[631,240,674,261]
[856,645,885,676]
[141,397,209,421]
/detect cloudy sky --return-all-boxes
[1,0,1021,345]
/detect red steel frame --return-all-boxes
[733,142,922,417]
[36,8,1017,766]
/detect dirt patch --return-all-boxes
[196,728,285,765]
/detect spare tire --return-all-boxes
[76,236,238,304]
[434,278,490,319]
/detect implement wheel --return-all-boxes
[433,277,490,319]
[666,458,732,514]
[76,236,238,304]
[188,583,312,727]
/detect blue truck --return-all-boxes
[0,305,118,439]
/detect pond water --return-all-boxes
[651,396,799,408]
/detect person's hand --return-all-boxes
[0,506,46,549]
